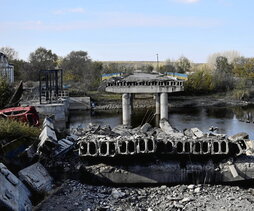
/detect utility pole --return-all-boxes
[156,54,159,72]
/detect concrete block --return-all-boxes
[160,119,184,138]
[190,128,204,138]
[38,125,58,154]
[0,163,32,211]
[229,164,239,178]
[140,123,152,133]
[53,138,75,157]
[79,140,98,156]
[43,117,54,130]
[18,162,53,194]
[160,119,174,134]
[228,132,249,142]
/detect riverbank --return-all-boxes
[89,91,254,111]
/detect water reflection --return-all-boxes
[68,105,254,139]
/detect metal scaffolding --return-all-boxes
[39,69,63,104]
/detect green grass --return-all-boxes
[87,90,121,102]
[0,119,40,141]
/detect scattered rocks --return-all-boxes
[111,189,126,199]
[36,180,254,211]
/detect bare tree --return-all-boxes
[207,50,240,69]
[0,46,18,61]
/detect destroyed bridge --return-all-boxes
[105,72,184,126]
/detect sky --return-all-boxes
[0,0,254,63]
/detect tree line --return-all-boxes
[0,47,253,99]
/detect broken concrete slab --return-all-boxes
[37,125,58,155]
[0,163,32,211]
[228,132,249,142]
[245,140,254,156]
[112,125,132,136]
[43,117,55,130]
[140,123,152,133]
[183,128,194,137]
[160,119,184,138]
[159,119,174,133]
[53,138,75,157]
[190,128,204,138]
[80,160,214,184]
[18,162,53,195]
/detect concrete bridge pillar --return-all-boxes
[122,93,131,126]
[155,93,160,115]
[129,94,134,116]
[160,92,168,120]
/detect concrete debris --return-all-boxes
[159,119,184,138]
[37,117,77,158]
[111,189,126,199]
[245,140,254,156]
[159,119,174,134]
[111,125,133,136]
[76,120,250,157]
[209,126,218,132]
[37,125,58,155]
[0,163,32,211]
[36,179,254,211]
[228,164,239,178]
[53,138,75,158]
[140,123,152,133]
[190,127,204,138]
[43,117,55,130]
[18,162,53,195]
[228,132,249,142]
[187,184,195,189]
[80,160,216,184]
[183,128,194,137]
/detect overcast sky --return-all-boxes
[0,0,253,62]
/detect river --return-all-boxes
[68,105,254,139]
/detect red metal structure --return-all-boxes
[0,106,40,126]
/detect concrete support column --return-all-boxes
[129,93,134,116]
[160,92,168,120]
[155,93,160,115]
[122,93,131,126]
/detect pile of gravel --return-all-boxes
[36,180,254,211]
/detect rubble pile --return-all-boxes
[73,120,252,158]
[0,117,78,210]
[1,116,254,210]
[38,117,77,158]
[36,179,254,211]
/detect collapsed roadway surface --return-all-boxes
[74,120,254,185]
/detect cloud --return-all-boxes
[174,0,200,3]
[0,12,221,32]
[53,7,85,15]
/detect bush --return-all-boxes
[0,78,13,108]
[232,89,250,100]
[185,70,215,94]
[0,118,40,141]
